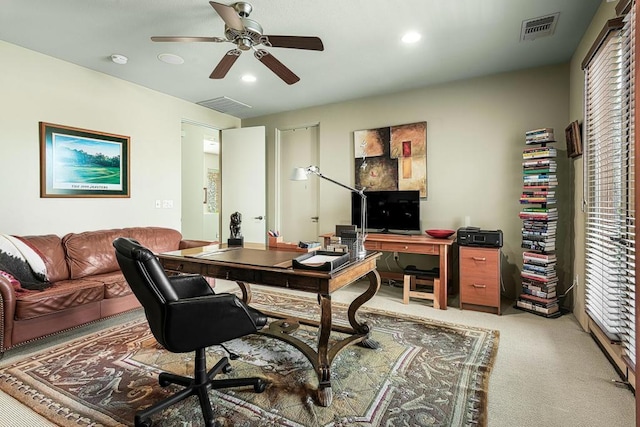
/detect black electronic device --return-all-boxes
[351,190,421,233]
[457,227,503,248]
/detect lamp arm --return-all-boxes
[312,171,364,195]
[303,166,368,254]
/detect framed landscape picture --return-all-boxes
[39,122,130,198]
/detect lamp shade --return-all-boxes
[290,167,309,181]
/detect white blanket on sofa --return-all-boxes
[0,234,49,289]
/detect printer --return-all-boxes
[457,227,503,248]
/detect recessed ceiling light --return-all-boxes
[242,74,257,83]
[158,53,184,65]
[110,54,128,65]
[402,32,422,44]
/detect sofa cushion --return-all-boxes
[63,227,182,279]
[17,235,69,282]
[14,279,104,321]
[91,271,132,299]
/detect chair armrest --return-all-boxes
[168,274,214,298]
[163,293,264,353]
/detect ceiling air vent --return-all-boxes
[197,96,252,116]
[520,13,559,41]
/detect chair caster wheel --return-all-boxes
[135,417,152,427]
[223,363,233,374]
[158,373,171,387]
[254,379,267,393]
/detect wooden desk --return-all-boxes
[157,245,382,407]
[321,233,455,309]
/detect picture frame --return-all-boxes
[39,122,130,198]
[565,120,582,158]
[353,121,427,198]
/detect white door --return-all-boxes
[278,125,319,242]
[221,126,266,245]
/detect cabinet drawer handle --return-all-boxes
[471,284,486,288]
[403,245,409,249]
[472,257,486,261]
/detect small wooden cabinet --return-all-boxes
[459,246,501,314]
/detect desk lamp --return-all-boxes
[291,166,367,260]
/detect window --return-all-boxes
[583,1,635,369]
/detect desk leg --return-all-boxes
[235,281,252,304]
[347,269,381,349]
[438,245,448,310]
[316,293,333,407]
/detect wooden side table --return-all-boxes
[459,246,501,314]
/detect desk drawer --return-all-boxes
[366,241,437,255]
[460,277,500,307]
[259,271,321,292]
[161,259,206,275]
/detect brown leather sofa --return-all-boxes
[0,227,210,357]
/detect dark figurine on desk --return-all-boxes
[228,211,244,246]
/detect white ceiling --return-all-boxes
[0,0,602,119]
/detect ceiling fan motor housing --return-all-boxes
[226,17,263,50]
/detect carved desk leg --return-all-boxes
[348,269,380,349]
[235,281,252,304]
[316,293,333,407]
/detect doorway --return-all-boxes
[181,121,221,242]
[276,125,320,242]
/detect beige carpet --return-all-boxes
[0,289,498,426]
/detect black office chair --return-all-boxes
[113,237,268,427]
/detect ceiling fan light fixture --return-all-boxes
[242,74,257,83]
[110,54,128,65]
[158,53,184,65]
[402,31,422,44]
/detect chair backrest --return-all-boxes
[113,237,178,347]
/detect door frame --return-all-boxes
[274,123,320,235]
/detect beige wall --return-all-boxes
[568,1,619,329]
[0,40,240,236]
[244,64,570,297]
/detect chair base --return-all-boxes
[135,348,266,427]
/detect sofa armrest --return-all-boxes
[0,275,17,354]
[179,239,217,249]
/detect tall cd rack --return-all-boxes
[516,128,561,317]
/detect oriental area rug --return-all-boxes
[0,290,499,427]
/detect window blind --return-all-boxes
[620,2,635,368]
[583,1,635,371]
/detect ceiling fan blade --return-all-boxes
[151,36,226,43]
[254,49,300,85]
[263,35,324,51]
[209,1,244,32]
[210,49,241,79]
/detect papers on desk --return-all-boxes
[298,254,342,265]
[292,251,350,272]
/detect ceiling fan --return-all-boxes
[151,1,324,85]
